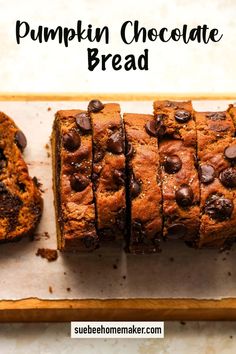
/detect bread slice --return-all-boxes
[123,113,162,253]
[52,110,98,251]
[89,101,126,242]
[0,112,42,242]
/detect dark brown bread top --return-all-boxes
[124,113,162,253]
[195,110,236,248]
[153,100,196,147]
[0,112,42,242]
[52,110,98,251]
[159,139,200,242]
[90,103,126,241]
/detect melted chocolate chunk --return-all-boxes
[113,169,125,186]
[163,155,182,174]
[126,142,134,158]
[174,110,191,123]
[204,193,233,220]
[130,173,141,199]
[199,165,215,184]
[70,174,89,192]
[175,184,194,207]
[224,145,236,161]
[145,120,158,137]
[219,167,236,188]
[206,112,226,120]
[87,99,104,113]
[167,223,187,239]
[63,131,81,151]
[107,131,123,154]
[15,131,27,151]
[75,112,91,133]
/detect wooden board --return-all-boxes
[0,93,236,322]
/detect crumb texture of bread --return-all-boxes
[52,110,98,252]
[124,113,162,253]
[0,111,42,242]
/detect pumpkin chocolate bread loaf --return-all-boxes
[195,110,236,248]
[52,109,98,251]
[123,113,162,253]
[154,100,200,242]
[89,101,126,242]
[0,112,42,242]
[153,100,195,146]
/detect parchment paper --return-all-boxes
[0,100,235,300]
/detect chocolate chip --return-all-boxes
[219,168,236,188]
[113,169,125,186]
[87,99,104,113]
[126,142,134,158]
[204,193,233,220]
[107,131,123,154]
[174,110,191,123]
[75,112,91,133]
[130,173,141,199]
[145,120,157,137]
[15,131,27,151]
[167,223,187,239]
[163,155,182,174]
[156,114,167,138]
[224,145,236,161]
[70,174,89,192]
[206,112,226,120]
[199,165,215,184]
[63,131,81,151]
[175,184,194,207]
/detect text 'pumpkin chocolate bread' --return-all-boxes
[195,109,236,248]
[89,101,126,242]
[154,100,200,242]
[0,112,42,242]
[123,113,162,253]
[52,110,98,251]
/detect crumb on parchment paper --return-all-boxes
[36,248,58,262]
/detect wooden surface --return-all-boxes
[0,92,235,101]
[0,93,236,322]
[1,298,236,322]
